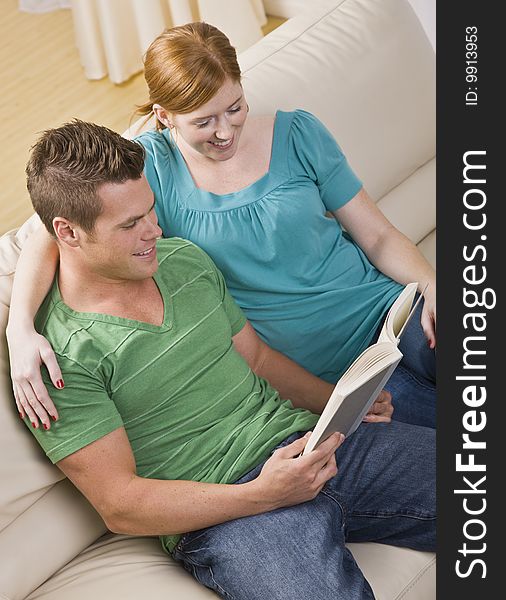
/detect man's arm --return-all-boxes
[232,321,334,414]
[232,321,393,421]
[57,426,342,536]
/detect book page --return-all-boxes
[337,343,393,389]
[378,282,419,343]
[396,283,428,338]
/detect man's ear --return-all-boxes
[52,218,82,247]
[152,104,173,129]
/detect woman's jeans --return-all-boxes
[378,294,436,428]
[173,422,436,600]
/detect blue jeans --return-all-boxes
[173,422,436,600]
[379,294,436,428]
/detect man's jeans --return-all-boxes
[173,421,436,600]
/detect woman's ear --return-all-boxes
[152,104,173,129]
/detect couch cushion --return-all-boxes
[238,0,435,203]
[25,534,435,600]
[238,0,436,266]
[26,535,217,600]
[376,158,435,246]
[0,217,108,600]
[377,157,436,268]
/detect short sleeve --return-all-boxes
[29,357,124,464]
[192,244,247,336]
[288,110,363,212]
[135,131,173,237]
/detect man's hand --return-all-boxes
[363,389,393,423]
[247,432,344,510]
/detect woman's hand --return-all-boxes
[363,389,393,423]
[6,324,62,429]
[421,282,436,349]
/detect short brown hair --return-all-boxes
[136,22,242,130]
[26,120,145,235]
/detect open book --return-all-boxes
[302,282,426,456]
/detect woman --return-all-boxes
[7,22,436,429]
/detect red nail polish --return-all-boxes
[43,424,49,430]
[56,379,64,389]
[52,415,57,421]
[19,412,24,419]
[32,422,37,428]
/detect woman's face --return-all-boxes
[169,79,248,162]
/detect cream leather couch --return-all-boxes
[0,0,436,598]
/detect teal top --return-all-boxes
[137,109,403,382]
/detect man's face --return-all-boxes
[79,175,162,282]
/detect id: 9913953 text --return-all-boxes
[465,26,478,106]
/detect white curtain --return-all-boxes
[19,0,71,11]
[71,0,267,84]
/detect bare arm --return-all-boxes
[6,225,61,428]
[334,188,436,348]
[233,321,333,414]
[232,321,393,422]
[58,427,342,536]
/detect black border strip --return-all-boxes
[437,2,500,595]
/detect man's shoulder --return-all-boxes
[156,237,214,271]
[155,237,221,293]
[35,283,67,337]
[34,287,99,368]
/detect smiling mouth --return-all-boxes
[133,246,155,258]
[209,137,233,150]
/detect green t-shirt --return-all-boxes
[30,238,318,552]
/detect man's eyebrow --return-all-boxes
[117,200,156,227]
[190,96,243,123]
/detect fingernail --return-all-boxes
[51,415,57,421]
[43,424,49,430]
[56,379,64,389]
[19,412,24,419]
[31,422,37,429]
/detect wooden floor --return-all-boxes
[0,1,284,235]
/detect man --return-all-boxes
[23,121,435,600]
